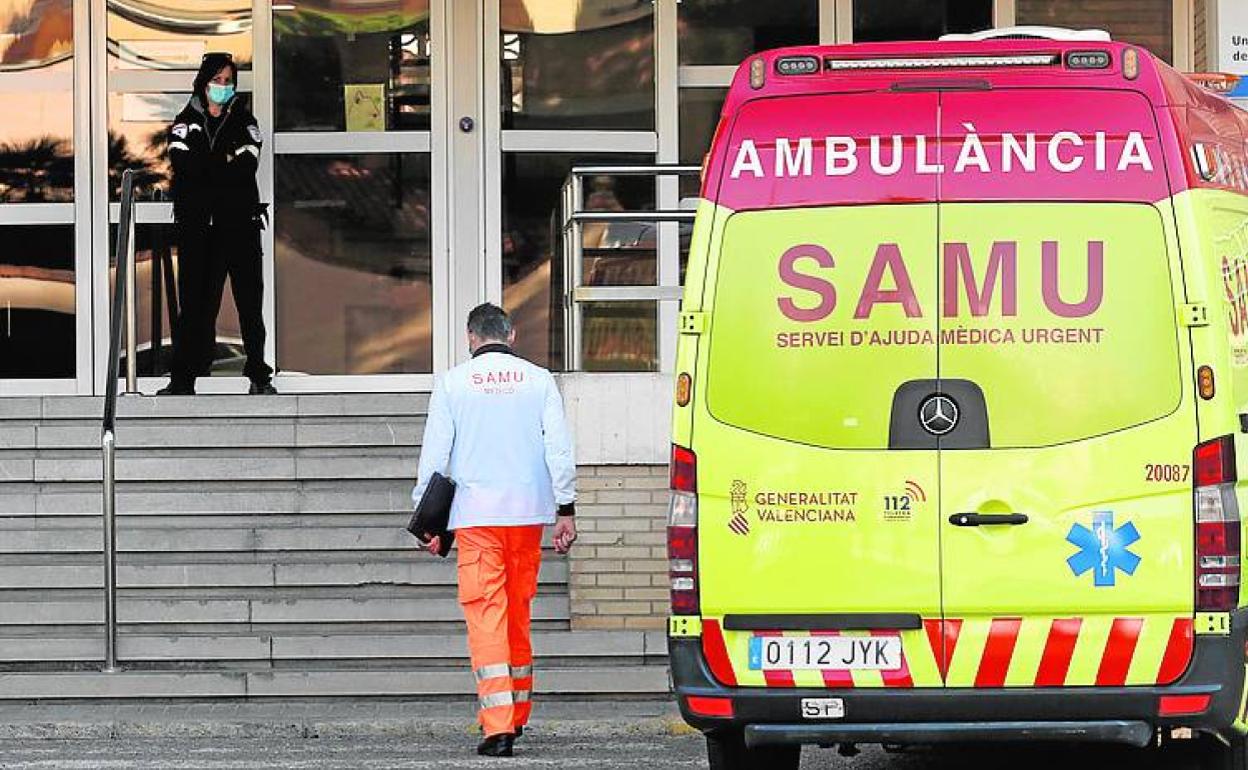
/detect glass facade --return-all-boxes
[0,224,75,378]
[499,0,655,130]
[500,153,653,369]
[275,153,434,375]
[0,0,1199,391]
[0,0,74,203]
[1017,0,1174,64]
[854,0,992,43]
[273,0,432,132]
[677,0,818,66]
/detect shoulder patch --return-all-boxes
[247,125,262,143]
[188,123,203,133]
[171,123,188,139]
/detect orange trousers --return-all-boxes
[456,525,543,737]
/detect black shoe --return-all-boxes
[156,382,195,396]
[248,381,278,395]
[477,733,515,757]
[514,726,524,740]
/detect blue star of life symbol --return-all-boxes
[1066,511,1141,587]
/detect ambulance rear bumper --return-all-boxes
[670,611,1248,746]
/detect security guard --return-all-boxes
[413,303,578,758]
[159,51,275,396]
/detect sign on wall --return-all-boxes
[1218,0,1248,97]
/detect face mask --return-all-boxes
[207,83,235,105]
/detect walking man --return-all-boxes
[413,303,577,758]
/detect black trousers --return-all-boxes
[170,219,273,387]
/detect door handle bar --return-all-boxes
[949,513,1029,527]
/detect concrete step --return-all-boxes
[0,630,667,663]
[9,448,418,484]
[0,394,430,421]
[0,525,421,554]
[10,417,425,451]
[0,593,571,626]
[0,513,410,529]
[0,558,568,590]
[0,664,671,699]
[0,521,564,555]
[0,480,415,517]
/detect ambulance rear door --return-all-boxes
[696,90,947,689]
[934,88,1198,689]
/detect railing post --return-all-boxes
[560,165,700,372]
[124,210,138,394]
[569,173,584,372]
[101,429,119,673]
[102,168,135,673]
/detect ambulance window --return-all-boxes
[705,206,940,451]
[939,204,1183,448]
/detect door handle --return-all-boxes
[949,513,1029,527]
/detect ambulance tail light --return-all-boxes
[669,445,699,615]
[1194,435,1241,612]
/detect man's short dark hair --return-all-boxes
[467,303,513,341]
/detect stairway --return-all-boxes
[0,394,669,699]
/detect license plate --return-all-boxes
[801,698,845,720]
[748,635,903,672]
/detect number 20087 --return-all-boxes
[1145,464,1190,483]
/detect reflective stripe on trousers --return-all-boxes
[457,525,544,737]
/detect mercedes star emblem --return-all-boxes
[919,395,959,436]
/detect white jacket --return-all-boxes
[412,347,577,530]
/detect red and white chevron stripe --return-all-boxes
[701,615,1195,689]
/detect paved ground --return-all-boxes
[0,701,1213,769]
[0,737,1215,769]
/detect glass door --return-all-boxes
[89,0,260,393]
[484,0,663,372]
[88,0,445,394]
[269,0,441,390]
[0,0,90,394]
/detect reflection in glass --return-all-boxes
[108,0,252,70]
[500,0,654,130]
[853,0,991,43]
[581,301,657,372]
[677,0,816,66]
[0,225,75,378]
[501,153,653,370]
[275,154,433,375]
[107,91,181,201]
[1,0,74,202]
[274,0,431,131]
[678,87,725,198]
[110,219,246,377]
[1017,0,1172,63]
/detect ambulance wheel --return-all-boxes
[705,729,800,770]
[1192,732,1248,770]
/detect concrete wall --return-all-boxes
[560,374,673,466]
[569,465,670,631]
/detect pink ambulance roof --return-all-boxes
[704,40,1248,208]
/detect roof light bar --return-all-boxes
[824,54,1060,72]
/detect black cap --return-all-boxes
[193,52,237,101]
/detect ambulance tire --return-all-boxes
[705,730,800,770]
[1192,732,1248,770]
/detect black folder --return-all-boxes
[407,472,456,557]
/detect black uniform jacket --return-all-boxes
[167,95,263,226]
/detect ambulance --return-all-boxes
[667,29,1248,769]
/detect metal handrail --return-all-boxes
[102,168,139,672]
[563,164,701,176]
[560,164,701,371]
[566,210,696,225]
